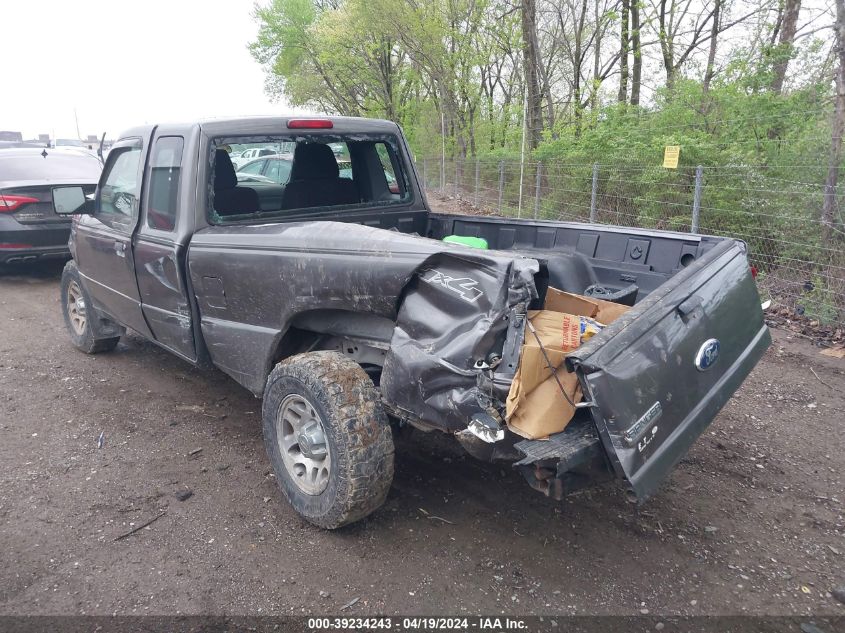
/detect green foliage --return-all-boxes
[248,0,843,322]
[250,0,317,86]
[800,274,841,323]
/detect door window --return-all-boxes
[265,158,292,184]
[146,136,184,231]
[239,159,265,175]
[98,140,142,232]
[376,142,401,195]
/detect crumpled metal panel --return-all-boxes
[381,254,538,432]
[189,221,539,429]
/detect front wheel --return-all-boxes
[60,260,120,354]
[262,351,394,529]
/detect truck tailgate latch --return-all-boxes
[677,294,703,317]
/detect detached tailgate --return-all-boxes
[567,239,770,500]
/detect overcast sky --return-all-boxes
[1,0,303,139]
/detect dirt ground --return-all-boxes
[1,260,844,618]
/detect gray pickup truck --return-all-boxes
[53,116,770,529]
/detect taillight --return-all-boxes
[750,265,758,279]
[0,194,39,213]
[286,119,333,129]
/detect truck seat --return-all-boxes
[213,149,260,215]
[281,143,359,210]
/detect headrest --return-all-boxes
[214,149,237,190]
[289,143,339,181]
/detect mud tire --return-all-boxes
[60,260,120,354]
[262,351,394,529]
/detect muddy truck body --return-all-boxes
[54,117,770,528]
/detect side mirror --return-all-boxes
[53,186,94,215]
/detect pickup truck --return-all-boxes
[53,116,770,529]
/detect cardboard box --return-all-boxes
[505,288,630,440]
[543,287,631,325]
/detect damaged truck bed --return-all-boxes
[54,116,770,528]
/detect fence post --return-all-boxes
[534,162,542,219]
[455,159,459,197]
[691,165,703,233]
[422,157,427,192]
[589,163,599,223]
[474,158,480,207]
[440,154,445,191]
[498,161,505,214]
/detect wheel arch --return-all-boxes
[263,308,395,384]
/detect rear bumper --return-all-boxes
[0,218,71,264]
[0,243,71,264]
[512,418,612,500]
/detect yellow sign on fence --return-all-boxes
[663,145,680,169]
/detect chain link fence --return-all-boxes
[418,156,845,327]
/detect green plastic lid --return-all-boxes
[443,235,489,249]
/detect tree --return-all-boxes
[655,0,719,90]
[618,0,630,103]
[822,0,845,236]
[373,0,492,158]
[589,0,618,111]
[770,0,802,94]
[522,0,544,148]
[702,0,721,94]
[250,0,410,118]
[479,3,522,150]
[630,0,642,104]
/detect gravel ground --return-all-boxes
[0,261,843,617]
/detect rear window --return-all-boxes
[209,134,411,223]
[0,151,101,181]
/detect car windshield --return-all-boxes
[0,150,102,181]
[211,133,410,223]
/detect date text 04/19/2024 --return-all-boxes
[307,617,529,631]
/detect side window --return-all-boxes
[375,142,402,195]
[98,140,142,231]
[146,136,184,231]
[265,158,292,184]
[240,160,265,175]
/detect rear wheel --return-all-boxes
[262,351,394,529]
[60,261,120,354]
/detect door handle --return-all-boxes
[113,241,126,258]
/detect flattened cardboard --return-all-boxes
[505,287,630,440]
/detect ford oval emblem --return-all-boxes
[695,338,720,371]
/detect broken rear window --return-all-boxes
[208,134,412,223]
